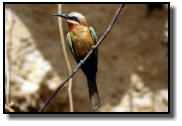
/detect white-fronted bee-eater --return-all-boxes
[53,12,100,109]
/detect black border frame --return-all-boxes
[3,2,172,116]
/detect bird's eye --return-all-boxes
[71,16,80,23]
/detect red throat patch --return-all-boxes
[68,22,78,30]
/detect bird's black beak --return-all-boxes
[52,14,71,20]
[52,13,80,23]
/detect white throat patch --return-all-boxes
[67,20,79,24]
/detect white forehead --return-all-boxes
[68,12,84,19]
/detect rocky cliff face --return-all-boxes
[5,4,168,112]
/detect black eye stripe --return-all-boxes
[70,16,80,23]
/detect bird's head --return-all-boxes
[53,12,87,30]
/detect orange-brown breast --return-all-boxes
[70,25,94,57]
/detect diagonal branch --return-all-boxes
[39,4,125,112]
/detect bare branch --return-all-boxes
[5,8,15,110]
[5,8,15,112]
[39,4,125,112]
[5,46,10,105]
[57,4,74,112]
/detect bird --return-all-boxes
[53,12,100,109]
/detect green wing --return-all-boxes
[89,26,98,45]
[89,27,98,58]
[66,32,79,63]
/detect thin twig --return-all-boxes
[5,45,10,105]
[39,4,125,112]
[5,8,15,112]
[5,103,15,112]
[57,4,74,112]
[5,11,11,106]
[5,8,15,109]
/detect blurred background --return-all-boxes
[5,4,168,112]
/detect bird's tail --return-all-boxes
[87,80,100,109]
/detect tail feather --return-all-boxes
[87,80,100,109]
